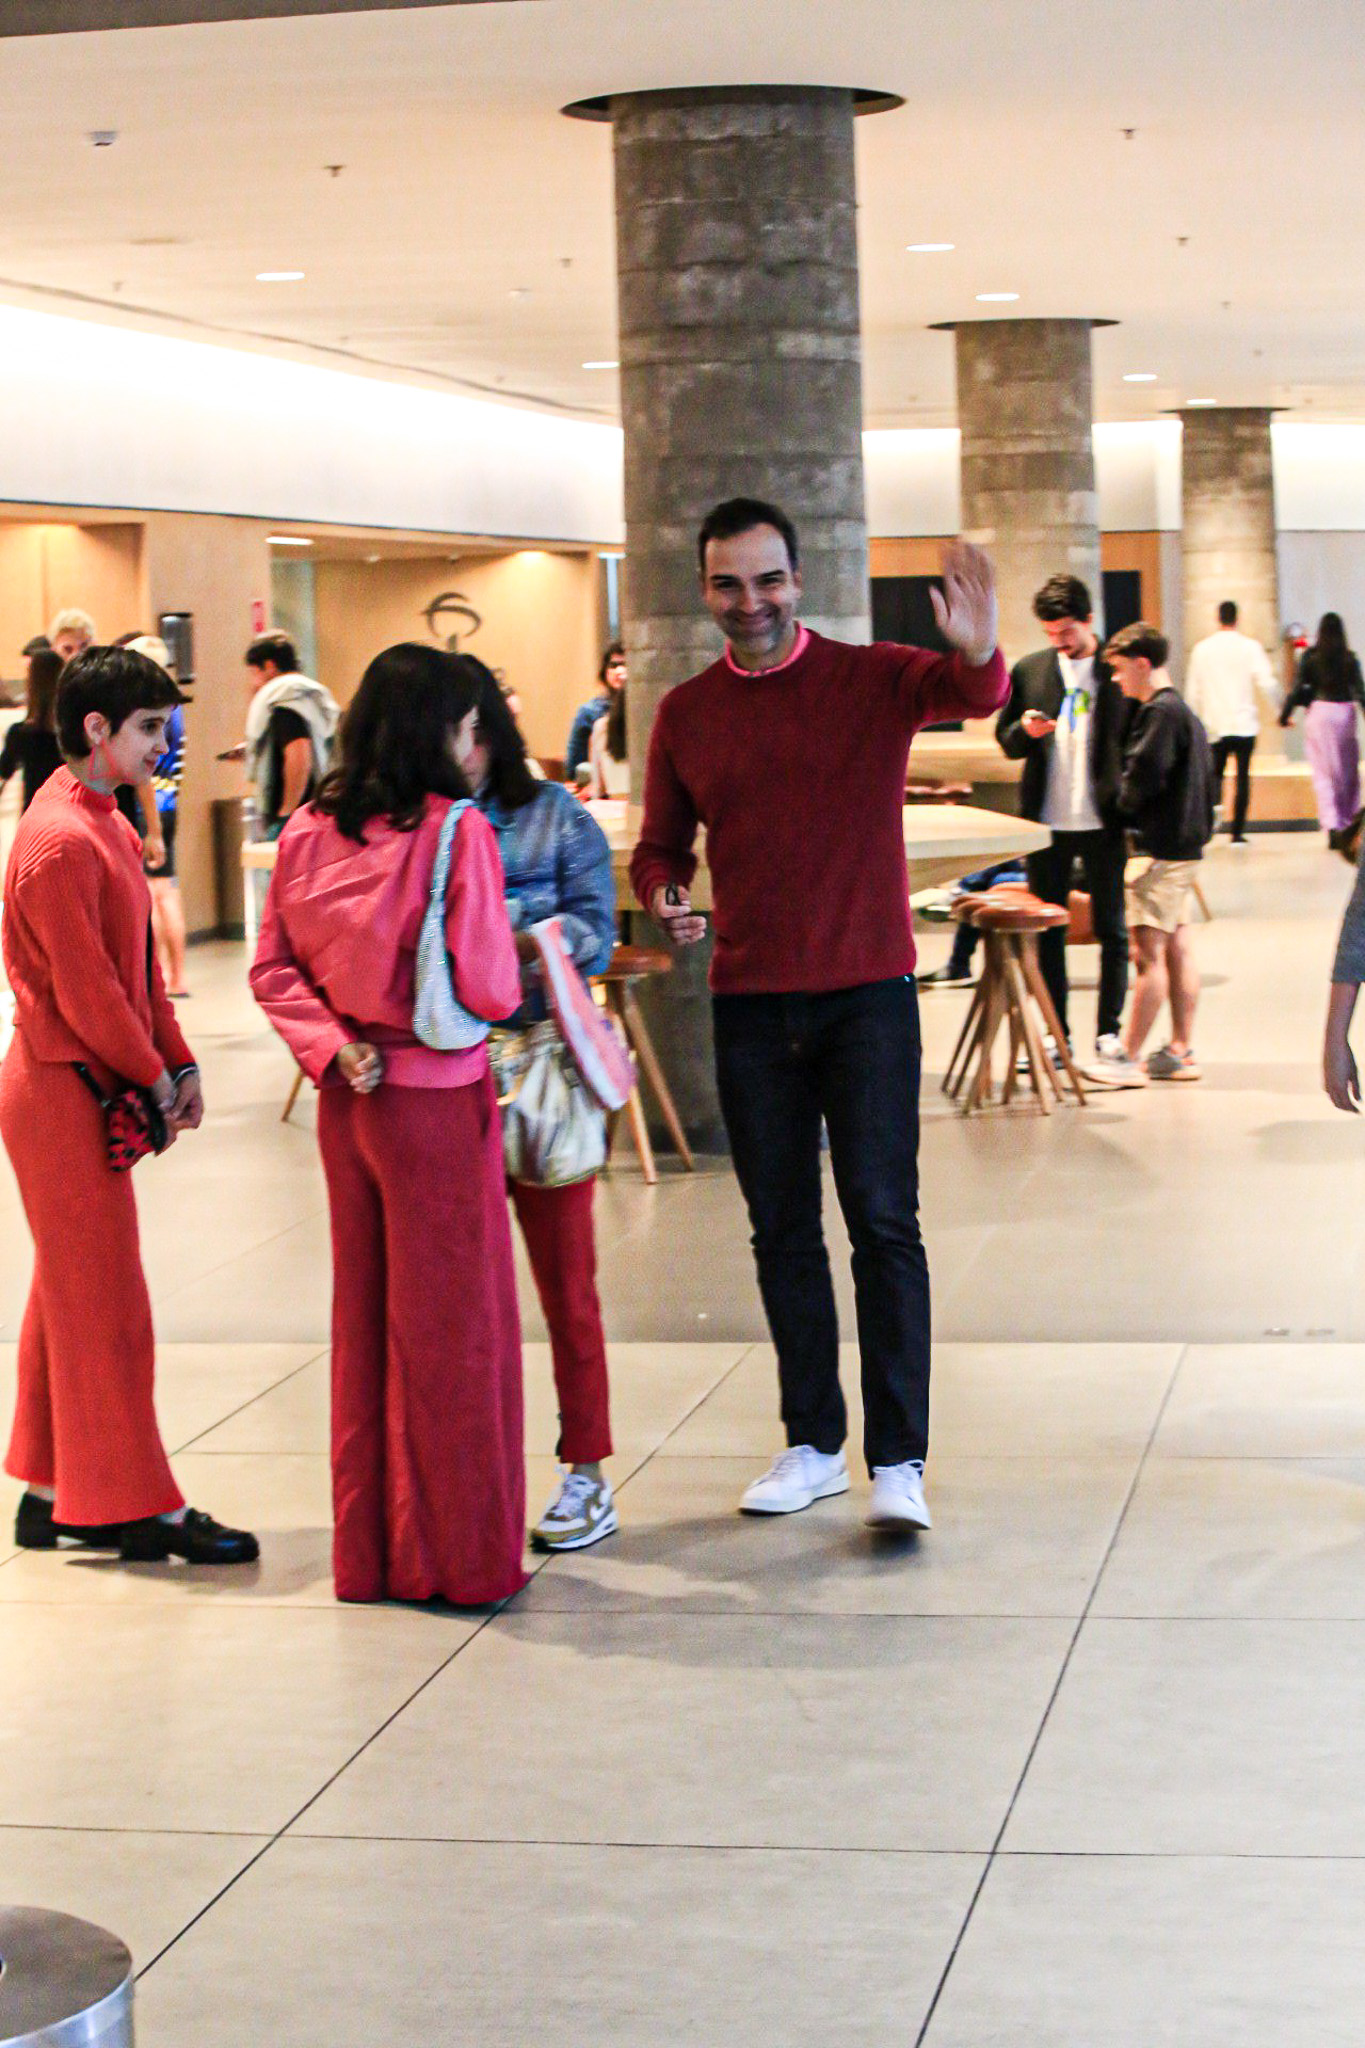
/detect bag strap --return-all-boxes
[427,797,474,915]
[72,1062,111,1111]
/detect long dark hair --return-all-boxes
[314,642,476,841]
[457,655,541,812]
[604,685,626,763]
[1314,612,1353,691]
[25,649,63,734]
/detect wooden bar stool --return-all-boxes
[596,944,696,1185]
[944,892,1087,1115]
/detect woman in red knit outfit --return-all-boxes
[3,644,258,1564]
[250,644,526,1606]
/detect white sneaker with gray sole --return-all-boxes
[739,1446,849,1516]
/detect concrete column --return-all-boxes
[952,318,1104,663]
[608,84,873,1148]
[1179,405,1281,661]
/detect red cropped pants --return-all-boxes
[1,1034,183,1527]
[509,1176,613,1466]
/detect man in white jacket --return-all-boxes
[1184,601,1275,846]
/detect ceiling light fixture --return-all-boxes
[975,292,1019,303]
[257,270,305,283]
[907,242,955,253]
[1124,372,1158,383]
[268,535,313,547]
[582,359,619,370]
[1185,397,1218,407]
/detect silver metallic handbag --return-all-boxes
[413,799,493,1052]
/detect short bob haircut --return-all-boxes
[457,654,540,812]
[313,642,478,841]
[698,496,800,574]
[245,632,299,674]
[1105,621,1169,669]
[1033,575,1093,624]
[56,645,183,760]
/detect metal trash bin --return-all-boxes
[0,1908,134,2047]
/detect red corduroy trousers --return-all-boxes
[509,1175,613,1465]
[1,1034,184,1526]
[317,1072,528,1606]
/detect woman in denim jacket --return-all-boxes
[460,660,621,1553]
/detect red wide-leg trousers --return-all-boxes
[317,1072,528,1606]
[0,1035,183,1526]
[508,1176,613,1464]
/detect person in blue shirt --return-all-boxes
[462,658,621,1555]
[565,642,626,781]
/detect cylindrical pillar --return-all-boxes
[608,84,873,1147]
[953,318,1104,663]
[1180,405,1281,661]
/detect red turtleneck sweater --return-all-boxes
[3,766,193,1088]
[630,629,1010,994]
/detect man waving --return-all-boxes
[631,498,1006,1536]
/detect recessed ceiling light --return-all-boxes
[1124,372,1158,383]
[582,359,619,370]
[975,292,1020,303]
[268,535,313,547]
[907,242,955,253]
[257,270,305,283]
[1185,397,1218,407]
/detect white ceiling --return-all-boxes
[2,0,1364,427]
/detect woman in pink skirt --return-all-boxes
[1281,612,1365,849]
[251,644,525,1606]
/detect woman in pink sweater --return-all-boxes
[251,644,525,1605]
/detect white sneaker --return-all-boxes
[866,1460,932,1532]
[1084,1042,1148,1089]
[531,1469,618,1552]
[739,1446,849,1516]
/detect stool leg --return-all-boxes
[965,939,1008,1114]
[1004,944,1052,1115]
[943,976,987,1096]
[1191,876,1212,923]
[625,1084,657,1185]
[282,1064,305,1124]
[1020,937,1087,1106]
[622,985,695,1171]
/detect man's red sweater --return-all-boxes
[630,628,1010,995]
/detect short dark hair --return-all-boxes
[246,632,299,674]
[22,635,51,660]
[1106,621,1169,668]
[598,641,625,685]
[1033,575,1093,624]
[313,642,476,841]
[698,497,800,574]
[1218,600,1239,627]
[459,654,541,813]
[56,645,183,759]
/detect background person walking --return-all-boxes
[1185,599,1273,846]
[1280,611,1365,848]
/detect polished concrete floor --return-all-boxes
[0,834,1363,2043]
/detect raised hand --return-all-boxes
[930,540,999,667]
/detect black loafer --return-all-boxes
[119,1508,260,1566]
[14,1491,124,1551]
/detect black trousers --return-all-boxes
[1212,735,1256,840]
[712,977,929,1471]
[1025,827,1129,1044]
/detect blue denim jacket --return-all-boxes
[476,780,617,1021]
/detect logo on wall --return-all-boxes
[422,592,483,650]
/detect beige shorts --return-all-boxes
[1126,856,1198,934]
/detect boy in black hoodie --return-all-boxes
[1110,623,1216,1083]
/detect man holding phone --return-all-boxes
[630,498,1006,1535]
[995,574,1136,1086]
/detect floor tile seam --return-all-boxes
[508,1606,1093,1621]
[641,1342,763,1458]
[147,1208,330,1317]
[137,1615,496,1979]
[0,1822,271,1839]
[168,1346,331,1453]
[282,1829,991,1856]
[913,1339,1190,2048]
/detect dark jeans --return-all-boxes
[1212,735,1256,840]
[712,977,929,1471]
[1026,828,1128,1044]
